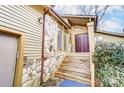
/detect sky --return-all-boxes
[54,5,124,33]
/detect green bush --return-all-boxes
[93,42,124,87]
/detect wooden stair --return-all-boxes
[55,53,91,86]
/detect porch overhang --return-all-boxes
[61,15,97,27]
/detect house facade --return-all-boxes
[0,5,72,87]
[0,5,123,87]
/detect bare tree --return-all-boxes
[96,6,109,23]
[78,5,109,24]
[54,5,110,29]
[78,5,110,29]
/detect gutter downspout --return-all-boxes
[40,8,49,85]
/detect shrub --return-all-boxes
[93,42,124,87]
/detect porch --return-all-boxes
[42,15,96,87]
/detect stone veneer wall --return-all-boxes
[43,52,66,81]
[43,14,66,81]
[22,53,65,87]
[22,59,41,87]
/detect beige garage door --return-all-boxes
[0,33,17,87]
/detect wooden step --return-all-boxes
[68,55,90,57]
[63,60,90,64]
[68,53,90,57]
[60,65,90,71]
[63,61,90,65]
[61,61,90,66]
[62,62,90,67]
[68,58,89,62]
[67,56,90,59]
[55,71,91,85]
[58,68,91,79]
[68,52,90,54]
[68,56,90,58]
[58,67,90,75]
[60,64,90,70]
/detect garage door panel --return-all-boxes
[0,33,17,87]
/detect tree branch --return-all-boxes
[98,5,109,24]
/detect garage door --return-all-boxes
[0,33,17,87]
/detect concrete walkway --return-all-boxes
[58,79,89,87]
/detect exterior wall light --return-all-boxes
[38,17,43,24]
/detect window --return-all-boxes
[58,30,62,50]
[64,33,67,51]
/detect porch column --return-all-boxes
[87,21,95,87]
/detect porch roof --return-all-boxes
[49,8,71,29]
[40,5,71,29]
[96,30,124,37]
[60,14,97,27]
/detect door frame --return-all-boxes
[75,33,89,52]
[0,26,24,87]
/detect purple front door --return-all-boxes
[75,33,89,52]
